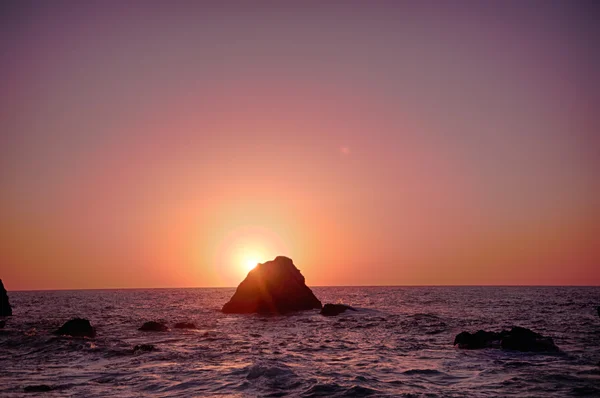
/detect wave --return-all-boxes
[2,286,599,397]
[246,361,297,380]
[301,382,345,397]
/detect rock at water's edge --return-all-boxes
[320,303,357,316]
[0,279,12,316]
[597,306,600,318]
[454,326,558,352]
[139,321,169,332]
[222,256,322,314]
[54,318,96,338]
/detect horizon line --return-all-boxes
[9,284,600,292]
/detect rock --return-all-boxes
[0,320,5,329]
[454,326,558,352]
[320,303,357,316]
[453,330,503,349]
[139,321,169,332]
[54,318,96,338]
[133,344,157,354]
[597,306,600,318]
[500,326,559,352]
[222,256,322,314]
[24,385,53,392]
[0,279,12,316]
[173,322,196,329]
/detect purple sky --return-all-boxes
[1,2,599,289]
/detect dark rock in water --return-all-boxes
[174,322,196,329]
[453,330,503,349]
[24,385,53,392]
[454,326,558,352]
[500,326,559,352]
[0,279,12,316]
[54,318,96,338]
[320,303,357,316]
[0,320,5,328]
[133,344,157,354]
[222,256,322,314]
[139,321,169,332]
[597,306,600,318]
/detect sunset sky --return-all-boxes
[1,2,599,290]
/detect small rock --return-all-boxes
[453,326,558,352]
[453,330,502,349]
[0,320,5,329]
[320,303,357,316]
[0,279,12,317]
[54,318,96,338]
[24,385,53,392]
[500,326,558,352]
[139,321,169,332]
[173,322,196,329]
[133,344,157,354]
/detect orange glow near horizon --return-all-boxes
[1,3,599,290]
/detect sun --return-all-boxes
[209,225,291,283]
[238,247,266,275]
[244,258,260,272]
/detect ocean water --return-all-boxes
[1,286,599,397]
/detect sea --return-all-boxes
[1,286,599,397]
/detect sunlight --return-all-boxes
[236,246,267,276]
[244,257,260,272]
[207,224,292,285]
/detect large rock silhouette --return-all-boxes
[222,256,322,314]
[0,279,12,317]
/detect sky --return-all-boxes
[1,1,599,290]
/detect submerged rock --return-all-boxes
[0,279,12,316]
[222,256,322,314]
[320,303,357,316]
[54,318,96,338]
[133,344,157,354]
[597,306,600,318]
[454,326,558,352]
[174,322,196,329]
[24,385,53,393]
[139,321,169,332]
[0,320,5,329]
[454,330,503,349]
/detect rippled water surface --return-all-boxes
[1,287,599,397]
